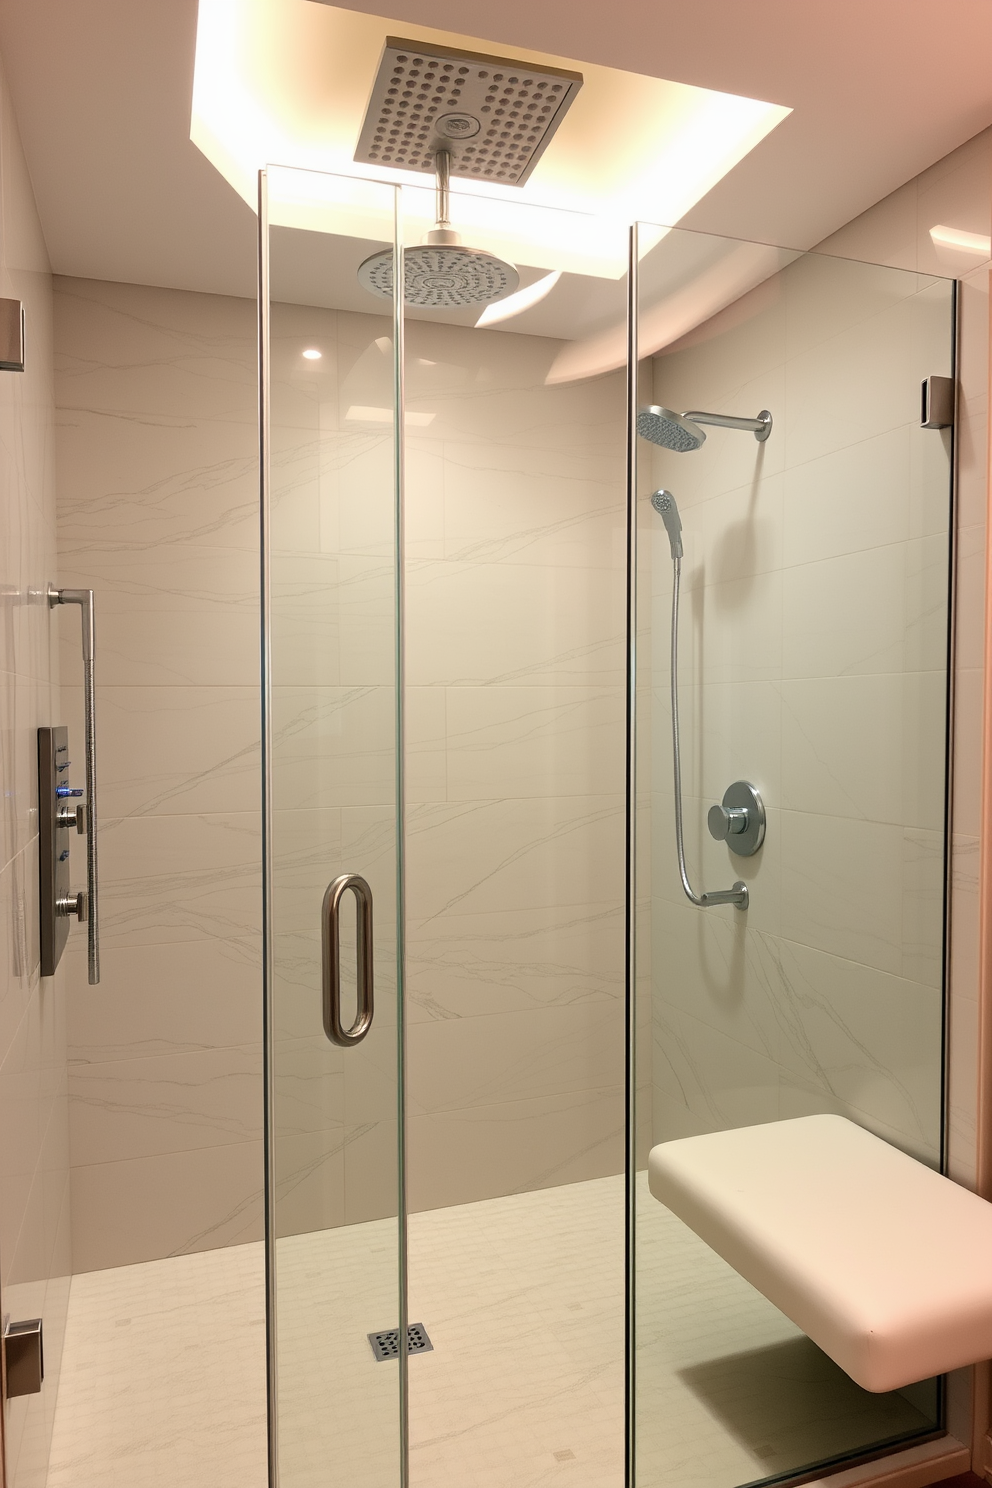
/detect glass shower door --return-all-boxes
[261,165,405,1488]
[632,223,954,1488]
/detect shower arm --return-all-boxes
[669,556,748,911]
[434,147,452,229]
[684,409,772,439]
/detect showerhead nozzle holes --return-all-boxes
[358,243,518,310]
[650,488,683,561]
[358,145,519,310]
[638,407,706,453]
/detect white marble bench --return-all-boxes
[648,1114,992,1393]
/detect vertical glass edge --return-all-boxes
[393,185,410,1488]
[625,219,639,1488]
[258,165,279,1488]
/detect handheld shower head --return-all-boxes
[651,489,683,560]
[638,405,772,452]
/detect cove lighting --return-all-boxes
[191,0,790,280]
[930,224,992,257]
[476,272,562,328]
[301,348,322,360]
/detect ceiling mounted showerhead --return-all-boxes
[637,405,773,452]
[358,148,519,309]
[354,37,582,187]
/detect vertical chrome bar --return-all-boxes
[624,220,638,1488]
[321,875,374,1046]
[48,585,99,983]
[434,148,451,228]
[258,166,279,1488]
[393,186,411,1488]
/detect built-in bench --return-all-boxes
[648,1114,992,1393]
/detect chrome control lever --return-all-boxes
[707,782,765,857]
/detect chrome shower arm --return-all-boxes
[684,409,772,441]
[669,557,748,911]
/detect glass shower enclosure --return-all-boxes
[259,165,954,1488]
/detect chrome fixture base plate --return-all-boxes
[755,410,772,442]
[720,780,765,857]
[354,38,582,186]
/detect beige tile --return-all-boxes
[445,684,624,801]
[407,1002,623,1118]
[69,1045,261,1164]
[96,811,261,948]
[81,685,260,818]
[57,542,258,687]
[54,277,256,423]
[407,1089,623,1212]
[65,936,261,1061]
[780,672,946,831]
[70,1140,264,1271]
[781,536,949,681]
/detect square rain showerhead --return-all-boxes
[354,37,582,187]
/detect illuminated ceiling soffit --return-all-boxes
[192,0,791,279]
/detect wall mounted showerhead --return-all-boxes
[638,405,772,452]
[358,148,519,310]
[651,489,683,560]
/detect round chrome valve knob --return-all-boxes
[706,781,766,857]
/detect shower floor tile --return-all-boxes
[46,1174,931,1488]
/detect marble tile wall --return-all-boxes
[645,129,991,1181]
[56,278,628,1256]
[54,278,264,1271]
[401,319,628,1211]
[0,52,72,1488]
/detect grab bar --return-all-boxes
[48,586,100,983]
[321,874,374,1046]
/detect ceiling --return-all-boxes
[0,0,989,306]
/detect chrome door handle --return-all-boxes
[321,874,374,1047]
[48,586,99,983]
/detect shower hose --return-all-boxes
[668,552,748,910]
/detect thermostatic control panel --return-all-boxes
[38,726,87,977]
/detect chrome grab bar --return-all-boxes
[48,586,100,982]
[321,874,374,1046]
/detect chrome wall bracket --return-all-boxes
[708,781,765,857]
[921,375,954,430]
[4,1318,43,1398]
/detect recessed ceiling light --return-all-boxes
[302,348,322,360]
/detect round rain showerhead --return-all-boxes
[637,406,705,453]
[358,147,518,310]
[358,239,519,310]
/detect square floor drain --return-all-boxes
[368,1324,433,1362]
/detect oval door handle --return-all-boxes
[321,874,374,1047]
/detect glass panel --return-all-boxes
[264,164,403,1488]
[633,223,953,1487]
[396,176,630,1488]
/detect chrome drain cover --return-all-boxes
[368,1323,434,1361]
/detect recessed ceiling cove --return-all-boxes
[191,0,791,245]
